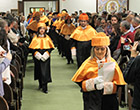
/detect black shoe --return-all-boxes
[43,90,48,94]
[71,59,74,64]
[38,84,42,90]
[42,84,48,94]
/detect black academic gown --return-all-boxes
[33,49,53,84]
[71,39,92,68]
[70,25,97,68]
[29,35,54,86]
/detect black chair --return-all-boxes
[10,75,20,110]
[3,82,16,110]
[10,64,22,98]
[0,96,9,110]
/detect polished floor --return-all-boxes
[22,49,127,110]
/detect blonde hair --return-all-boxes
[90,46,111,62]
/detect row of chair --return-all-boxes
[1,46,27,110]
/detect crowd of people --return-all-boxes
[0,7,140,110]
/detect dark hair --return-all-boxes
[3,17,15,27]
[53,12,58,15]
[107,14,112,20]
[102,11,108,15]
[65,18,72,24]
[79,10,82,13]
[97,17,102,22]
[134,29,140,41]
[75,11,78,14]
[112,23,121,36]
[0,28,8,52]
[72,13,75,16]
[1,12,6,16]
[111,15,119,21]
[91,14,98,28]
[62,9,68,13]
[134,29,140,51]
[37,27,47,37]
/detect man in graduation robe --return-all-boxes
[39,8,48,23]
[70,13,97,68]
[60,16,76,64]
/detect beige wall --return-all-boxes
[0,0,140,15]
[129,0,140,14]
[0,0,18,12]
[60,0,96,15]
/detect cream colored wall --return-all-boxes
[0,0,18,12]
[129,0,140,14]
[0,0,139,16]
[60,0,96,15]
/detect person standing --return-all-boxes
[29,23,54,94]
[132,16,140,34]
[123,29,140,110]
[117,20,134,49]
[70,13,97,68]
[72,32,126,110]
[60,16,76,64]
[39,8,48,23]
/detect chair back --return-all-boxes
[3,82,14,104]
[0,96,9,110]
[10,64,19,81]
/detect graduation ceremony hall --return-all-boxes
[0,0,140,110]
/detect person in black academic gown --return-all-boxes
[72,33,126,110]
[29,23,54,93]
[70,13,97,68]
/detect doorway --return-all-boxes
[18,0,59,18]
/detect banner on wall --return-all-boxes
[97,0,129,14]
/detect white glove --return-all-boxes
[93,76,104,84]
[96,83,104,90]
[41,52,50,62]
[71,47,76,60]
[71,48,76,56]
[103,82,114,94]
[35,52,42,60]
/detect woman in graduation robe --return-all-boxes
[72,32,126,110]
[60,16,76,64]
[70,13,97,68]
[29,23,54,93]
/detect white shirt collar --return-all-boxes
[39,34,45,37]
[96,57,106,63]
[81,26,87,30]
